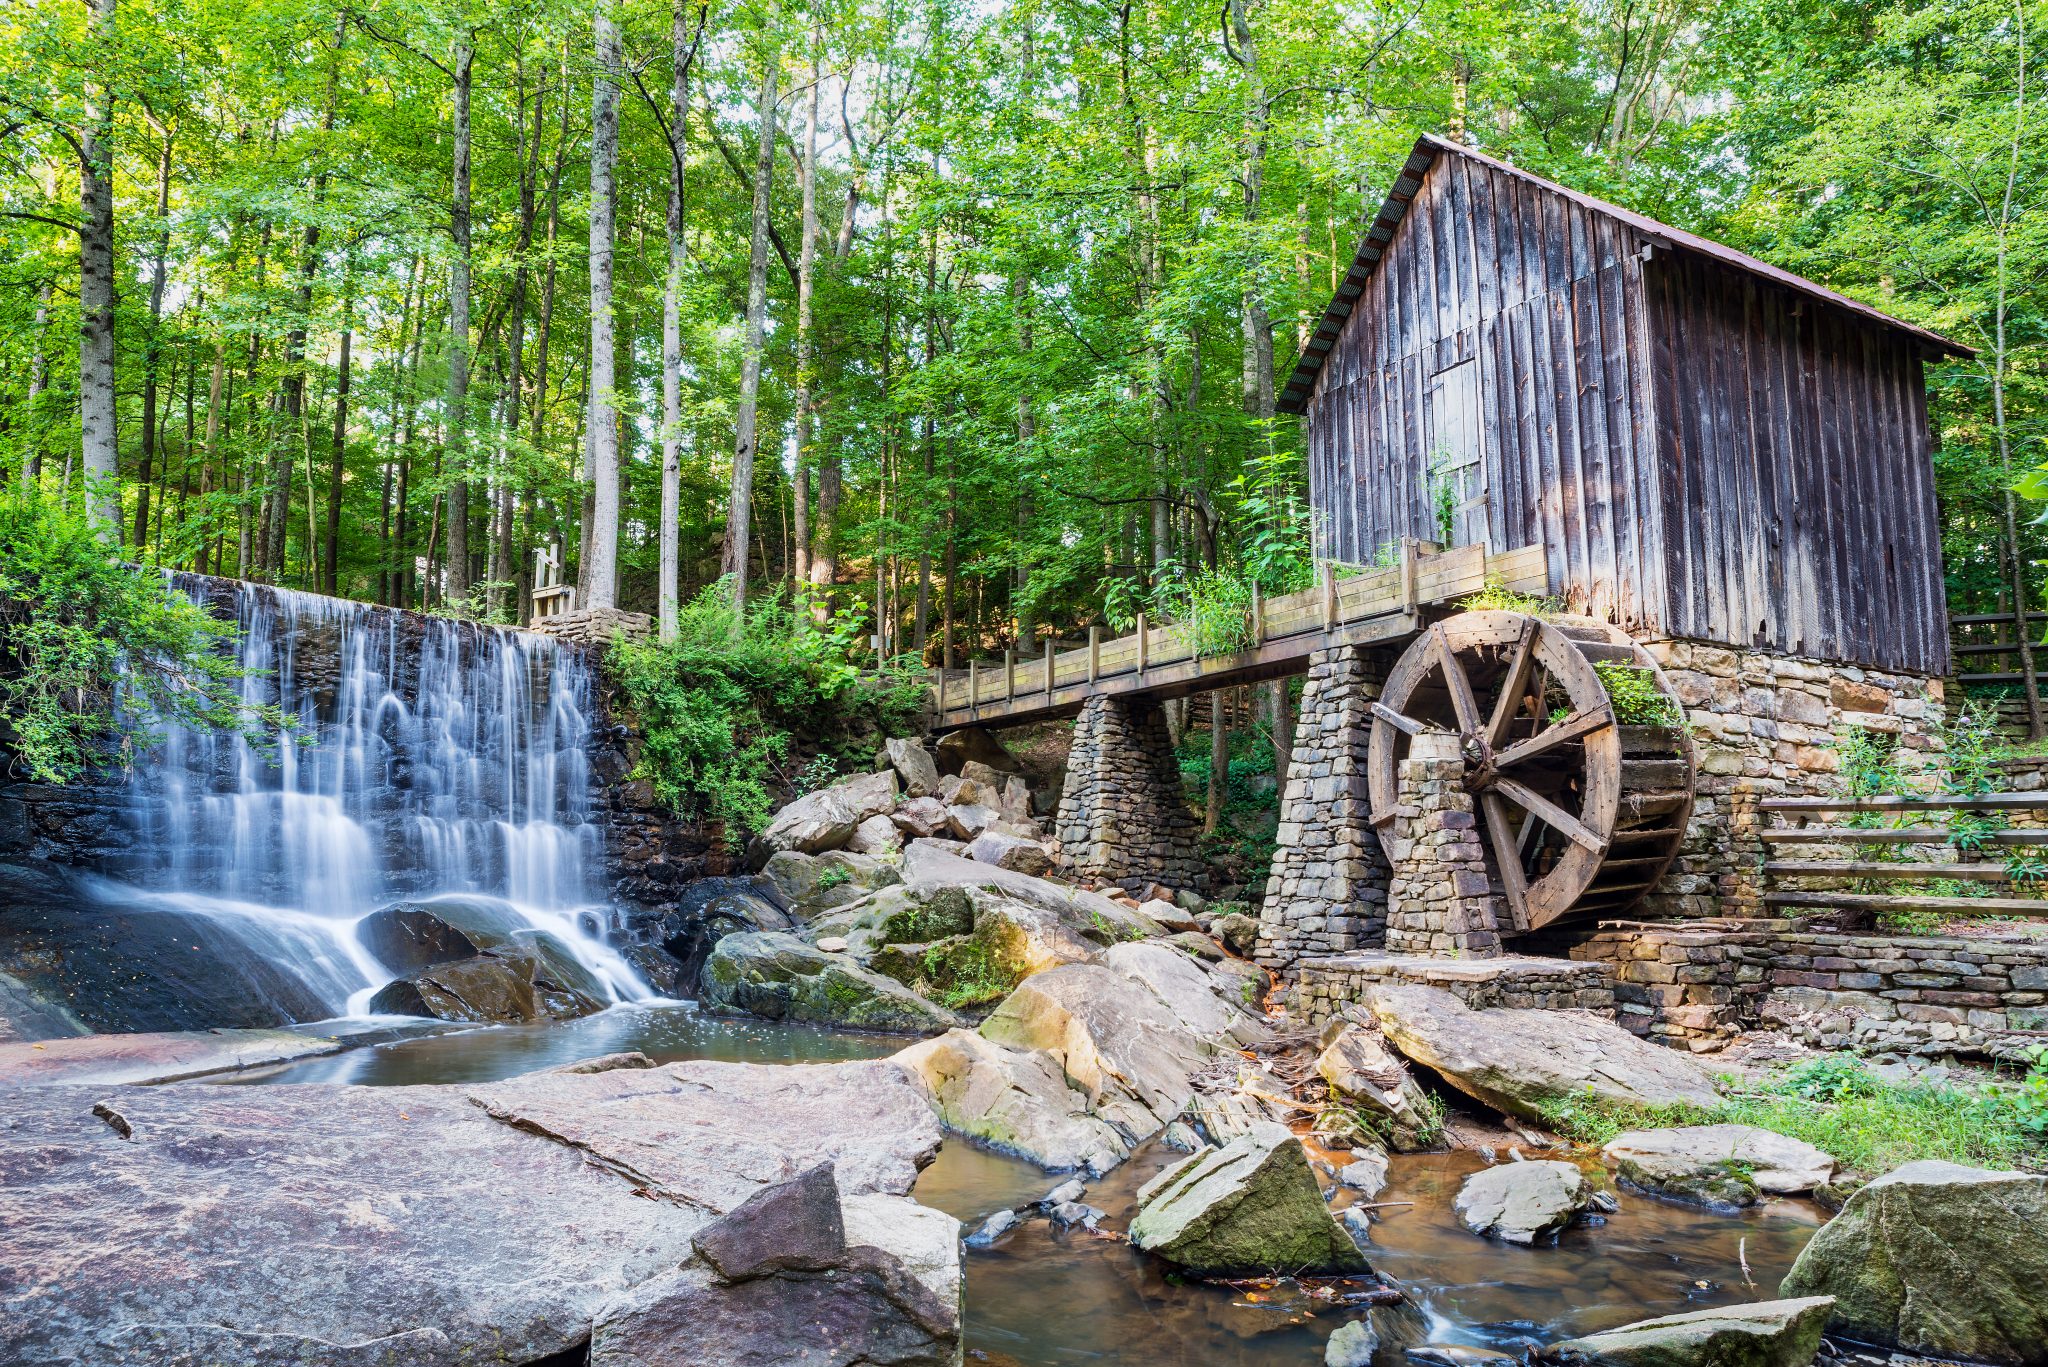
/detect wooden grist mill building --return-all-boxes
[1280,134,1969,678]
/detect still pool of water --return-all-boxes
[224,1009,1823,1364]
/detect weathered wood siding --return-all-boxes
[1643,253,1950,676]
[1303,152,1669,629]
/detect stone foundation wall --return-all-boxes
[1382,736,1503,957]
[1255,644,1392,966]
[1559,919,2048,1056]
[1639,640,1945,918]
[1291,952,1616,1027]
[1053,694,1203,890]
[529,606,655,649]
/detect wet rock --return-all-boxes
[1780,1161,2048,1364]
[935,726,1025,777]
[700,931,961,1033]
[636,875,792,989]
[891,1028,1128,1173]
[1099,941,1270,1048]
[1604,1125,1836,1207]
[1041,1177,1087,1207]
[891,796,952,839]
[967,830,1053,876]
[980,962,1219,1143]
[1325,1319,1377,1367]
[368,951,606,1023]
[879,738,942,797]
[0,1058,942,1367]
[1048,1201,1104,1230]
[1453,1160,1592,1245]
[1128,1121,1369,1275]
[1542,1295,1835,1367]
[355,902,484,973]
[965,1208,1021,1247]
[0,1028,343,1089]
[1317,1022,1441,1152]
[847,813,904,857]
[1336,1149,1389,1197]
[1337,1206,1373,1250]
[1212,911,1260,956]
[1364,984,1720,1123]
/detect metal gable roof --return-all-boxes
[1276,134,1973,415]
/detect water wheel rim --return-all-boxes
[1367,610,1628,930]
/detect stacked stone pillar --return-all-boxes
[1254,645,1391,967]
[1053,695,1203,890]
[1381,732,1504,957]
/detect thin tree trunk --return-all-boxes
[724,33,778,619]
[584,0,623,608]
[19,282,50,485]
[1205,691,1230,834]
[791,23,822,607]
[446,33,476,603]
[135,118,174,550]
[1994,2,2042,738]
[199,338,226,568]
[77,0,120,536]
[322,272,353,594]
[658,0,692,641]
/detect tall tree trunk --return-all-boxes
[322,272,353,594]
[1014,276,1036,647]
[1205,691,1229,834]
[527,42,571,619]
[584,0,623,608]
[1267,678,1292,787]
[134,118,174,550]
[199,338,226,569]
[791,22,822,608]
[1992,6,2043,738]
[658,0,692,641]
[1228,0,1275,428]
[446,32,475,604]
[77,0,120,537]
[724,34,778,619]
[19,281,50,485]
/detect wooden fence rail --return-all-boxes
[1758,792,2048,920]
[1951,608,2048,688]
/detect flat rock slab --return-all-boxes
[0,1028,344,1089]
[1364,983,1720,1123]
[1543,1295,1835,1367]
[1604,1124,1835,1205]
[0,1057,943,1367]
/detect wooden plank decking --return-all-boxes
[928,541,1547,731]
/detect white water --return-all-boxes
[121,580,652,1020]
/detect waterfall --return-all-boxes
[109,579,652,1021]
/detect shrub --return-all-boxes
[0,489,284,782]
[609,580,925,846]
[1592,660,1681,726]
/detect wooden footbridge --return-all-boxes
[927,541,1546,730]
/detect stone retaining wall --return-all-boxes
[1291,951,1616,1027]
[1557,919,2048,1056]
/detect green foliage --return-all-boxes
[1424,453,1459,547]
[1591,661,1681,726]
[815,865,854,892]
[0,489,285,782]
[1937,700,2003,798]
[609,580,924,846]
[1835,725,1905,801]
[1166,568,1258,658]
[1458,575,1563,617]
[1539,1053,2048,1177]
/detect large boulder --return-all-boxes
[892,797,952,839]
[0,1058,945,1366]
[934,726,1024,777]
[879,738,943,797]
[1099,941,1270,1048]
[873,897,1100,1015]
[700,932,961,1033]
[1316,1022,1441,1152]
[892,1028,1129,1174]
[1128,1121,1369,1274]
[367,951,605,1023]
[1780,1161,2048,1364]
[589,1162,959,1367]
[1453,1160,1593,1245]
[747,771,899,866]
[356,897,614,1023]
[761,850,904,922]
[1604,1126,1836,1207]
[1542,1296,1835,1367]
[966,830,1053,876]
[980,962,1219,1142]
[1364,984,1721,1123]
[847,813,905,857]
[898,842,1162,942]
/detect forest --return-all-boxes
[1,0,2043,662]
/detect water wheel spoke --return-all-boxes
[1493,776,1609,854]
[1494,707,1613,769]
[1480,791,1531,927]
[1370,701,1426,736]
[1484,618,1539,747]
[1431,624,1483,736]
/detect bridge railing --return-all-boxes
[930,540,1546,721]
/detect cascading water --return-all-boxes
[106,579,653,1021]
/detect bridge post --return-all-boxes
[1053,694,1203,892]
[1254,643,1393,969]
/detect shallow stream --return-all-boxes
[235,1002,1823,1365]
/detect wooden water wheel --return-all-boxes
[1366,611,1695,932]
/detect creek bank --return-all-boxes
[0,1055,957,1367]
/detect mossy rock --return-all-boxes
[699,931,961,1033]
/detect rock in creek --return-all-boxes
[1128,1121,1369,1275]
[892,1028,1129,1174]
[1453,1160,1592,1245]
[1363,984,1720,1123]
[358,897,614,1024]
[0,1058,952,1367]
[1780,1160,2048,1365]
[1325,1318,1377,1367]
[1603,1125,1835,1207]
[1540,1295,1835,1367]
[700,931,962,1033]
[878,737,943,797]
[1316,1021,1441,1152]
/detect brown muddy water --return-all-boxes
[232,1004,1823,1364]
